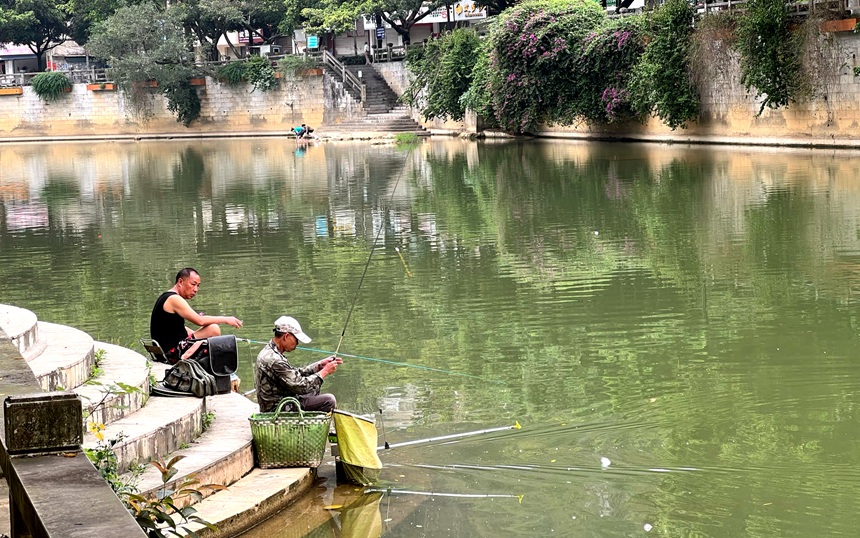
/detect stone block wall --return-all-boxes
[0,72,358,138]
[376,30,860,145]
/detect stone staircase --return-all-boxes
[0,304,315,537]
[325,63,428,135]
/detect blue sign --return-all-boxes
[308,35,318,48]
[376,27,385,41]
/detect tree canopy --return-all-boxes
[0,0,69,70]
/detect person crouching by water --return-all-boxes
[255,315,342,413]
[293,124,314,139]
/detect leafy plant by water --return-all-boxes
[30,72,72,102]
[161,81,201,127]
[394,133,420,146]
[628,0,699,130]
[486,0,606,133]
[734,0,804,114]
[402,28,482,122]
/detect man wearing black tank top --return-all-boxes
[150,267,243,363]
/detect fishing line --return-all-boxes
[334,149,413,357]
[235,337,506,385]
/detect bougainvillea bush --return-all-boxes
[575,17,646,124]
[487,0,606,133]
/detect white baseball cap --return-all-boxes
[273,315,312,343]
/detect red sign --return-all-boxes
[238,30,264,44]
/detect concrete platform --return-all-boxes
[83,395,207,473]
[134,392,258,505]
[76,342,152,428]
[0,304,40,356]
[175,467,314,538]
[26,322,95,391]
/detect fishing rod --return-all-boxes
[235,337,506,385]
[366,488,524,503]
[334,151,412,357]
[378,422,521,451]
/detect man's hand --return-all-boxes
[223,316,243,328]
[319,360,338,377]
[231,377,241,393]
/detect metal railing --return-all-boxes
[322,50,366,103]
[0,68,110,88]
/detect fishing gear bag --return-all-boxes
[161,359,217,398]
[190,335,239,394]
[177,335,239,394]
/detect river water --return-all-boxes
[2,138,860,537]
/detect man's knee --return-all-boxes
[195,325,221,338]
[321,393,336,412]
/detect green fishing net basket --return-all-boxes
[249,397,331,468]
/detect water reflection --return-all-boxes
[3,139,860,536]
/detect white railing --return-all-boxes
[322,50,366,103]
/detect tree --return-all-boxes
[302,0,445,46]
[0,0,69,71]
[473,0,523,15]
[87,3,203,125]
[66,0,128,44]
[371,0,445,45]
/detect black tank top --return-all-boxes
[150,291,187,352]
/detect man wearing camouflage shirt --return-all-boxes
[254,315,342,413]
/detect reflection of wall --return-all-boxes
[0,74,359,138]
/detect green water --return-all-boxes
[2,138,860,537]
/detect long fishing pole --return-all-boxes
[366,488,524,503]
[334,150,412,357]
[378,422,521,451]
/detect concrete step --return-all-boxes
[76,342,152,428]
[169,467,313,537]
[83,392,207,473]
[0,304,40,357]
[27,321,95,391]
[133,392,258,505]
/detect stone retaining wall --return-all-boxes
[5,28,860,144]
[0,73,359,138]
[375,30,860,146]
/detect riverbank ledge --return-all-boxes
[0,303,316,537]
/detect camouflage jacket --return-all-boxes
[255,340,323,413]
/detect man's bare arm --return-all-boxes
[165,295,243,328]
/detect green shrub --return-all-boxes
[277,55,318,76]
[487,0,606,133]
[245,55,278,91]
[461,39,496,126]
[628,0,699,130]
[572,18,645,124]
[403,29,482,122]
[161,80,201,126]
[394,132,420,145]
[30,72,72,102]
[218,56,279,91]
[340,54,366,65]
[734,0,804,114]
[217,61,247,86]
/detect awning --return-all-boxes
[0,44,37,60]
